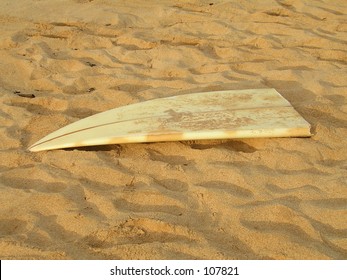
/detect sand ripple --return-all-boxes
[0,0,346,259]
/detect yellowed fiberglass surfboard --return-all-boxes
[28,88,311,152]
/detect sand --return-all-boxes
[0,0,346,260]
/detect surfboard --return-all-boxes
[28,88,311,152]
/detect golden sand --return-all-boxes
[0,0,346,259]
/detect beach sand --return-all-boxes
[0,0,346,259]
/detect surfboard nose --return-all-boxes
[28,89,311,152]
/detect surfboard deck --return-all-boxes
[28,88,311,152]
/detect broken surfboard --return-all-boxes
[28,88,311,152]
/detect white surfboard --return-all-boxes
[28,88,311,152]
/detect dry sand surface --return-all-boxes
[0,0,346,259]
